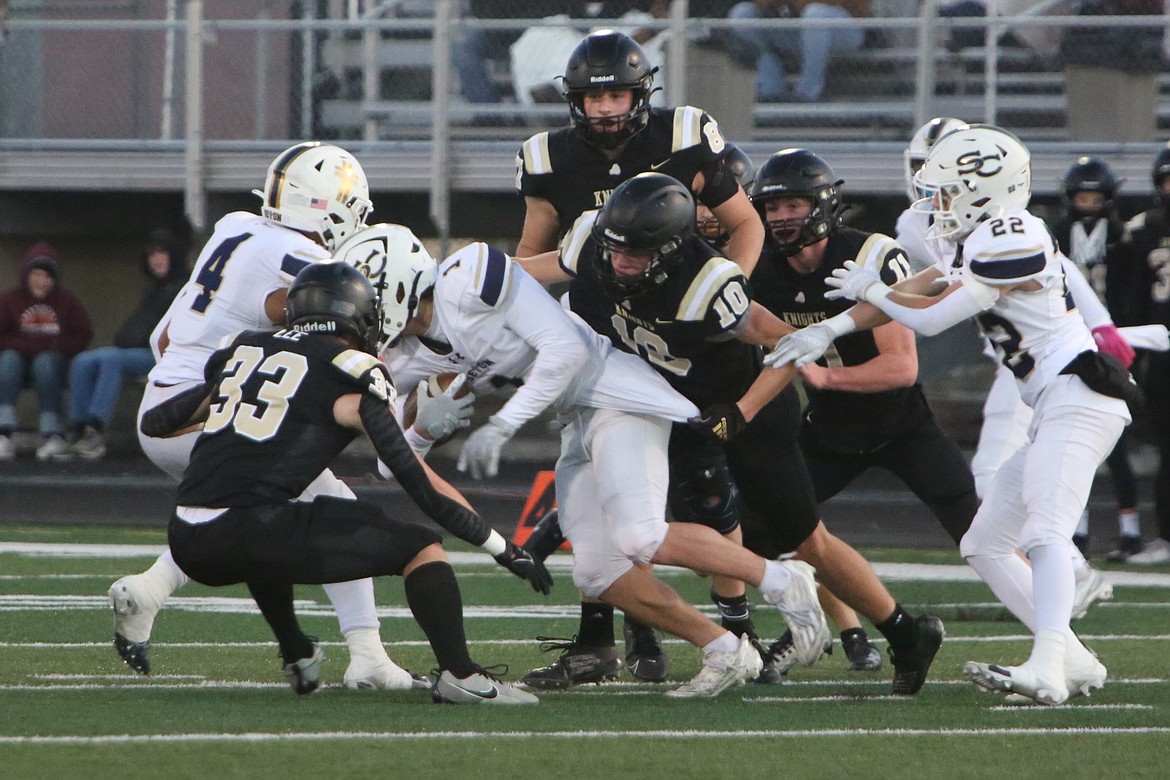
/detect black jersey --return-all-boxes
[516,106,738,236]
[559,211,758,408]
[750,227,931,455]
[177,328,394,507]
[1119,208,1170,329]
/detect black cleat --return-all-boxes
[889,615,945,695]
[841,629,883,671]
[114,632,151,675]
[522,636,622,690]
[1105,535,1144,562]
[522,509,565,564]
[750,636,784,684]
[623,615,670,682]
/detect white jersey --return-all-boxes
[149,212,330,385]
[960,210,1094,407]
[383,243,697,429]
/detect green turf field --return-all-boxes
[2,525,1167,779]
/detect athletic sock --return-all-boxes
[1028,541,1076,633]
[404,561,475,677]
[578,602,615,647]
[873,604,917,653]
[1119,510,1141,538]
[712,590,755,637]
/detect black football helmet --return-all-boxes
[696,144,756,247]
[562,30,658,150]
[749,148,845,253]
[592,172,694,300]
[1153,142,1170,215]
[285,262,383,355]
[1062,156,1121,225]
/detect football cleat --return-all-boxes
[431,668,539,705]
[665,634,763,699]
[1001,651,1107,705]
[1126,537,1170,565]
[522,636,622,690]
[108,574,167,675]
[344,659,431,691]
[760,560,831,667]
[1104,535,1144,562]
[283,642,326,695]
[1071,566,1113,620]
[889,614,945,696]
[765,629,832,678]
[623,615,670,683]
[963,659,1068,706]
[841,630,883,671]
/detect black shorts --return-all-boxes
[168,495,442,587]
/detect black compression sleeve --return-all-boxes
[140,382,210,438]
[358,393,492,546]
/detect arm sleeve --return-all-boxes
[140,382,210,438]
[868,278,998,337]
[491,270,590,431]
[1061,255,1111,329]
[358,393,492,546]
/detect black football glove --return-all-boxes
[494,541,553,595]
[688,403,747,442]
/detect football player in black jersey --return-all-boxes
[514,29,763,680]
[139,263,550,703]
[523,172,947,696]
[515,29,763,272]
[747,148,977,672]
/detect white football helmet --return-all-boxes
[253,142,373,251]
[334,223,437,348]
[912,124,1031,241]
[903,117,969,200]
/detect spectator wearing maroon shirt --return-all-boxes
[0,241,93,460]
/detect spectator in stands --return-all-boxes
[727,0,869,103]
[59,229,187,461]
[1060,0,1165,73]
[0,241,93,461]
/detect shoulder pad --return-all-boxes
[965,218,1049,286]
[519,132,553,176]
[676,257,746,322]
[560,211,600,276]
[332,349,396,403]
[856,233,914,284]
[671,106,721,153]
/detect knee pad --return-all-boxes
[670,462,741,534]
[570,556,632,600]
[612,517,668,565]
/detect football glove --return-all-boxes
[763,324,835,369]
[414,374,475,440]
[688,403,747,442]
[1092,324,1136,369]
[457,416,516,479]
[494,541,553,595]
[824,259,888,303]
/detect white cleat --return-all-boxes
[964,660,1069,706]
[284,643,327,695]
[1071,566,1113,620]
[431,669,539,705]
[108,574,167,675]
[343,658,430,691]
[665,634,763,699]
[762,560,831,667]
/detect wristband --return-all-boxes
[822,312,857,338]
[480,529,508,557]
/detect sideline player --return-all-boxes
[514,28,765,677]
[771,125,1132,705]
[107,142,419,690]
[139,262,547,702]
[523,173,947,696]
[746,148,978,673]
[337,223,829,699]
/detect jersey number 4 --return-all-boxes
[204,346,308,441]
[191,233,252,313]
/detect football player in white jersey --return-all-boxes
[107,142,425,691]
[336,223,829,699]
[768,125,1133,705]
[896,118,1121,620]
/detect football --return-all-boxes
[401,372,470,429]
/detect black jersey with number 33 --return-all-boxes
[559,211,759,409]
[177,329,395,508]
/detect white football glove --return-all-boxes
[763,324,836,369]
[824,259,887,303]
[414,374,475,440]
[457,416,517,479]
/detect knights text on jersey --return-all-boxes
[961,210,1094,406]
[559,213,758,408]
[750,228,926,452]
[516,106,735,233]
[176,329,392,508]
[149,212,330,385]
